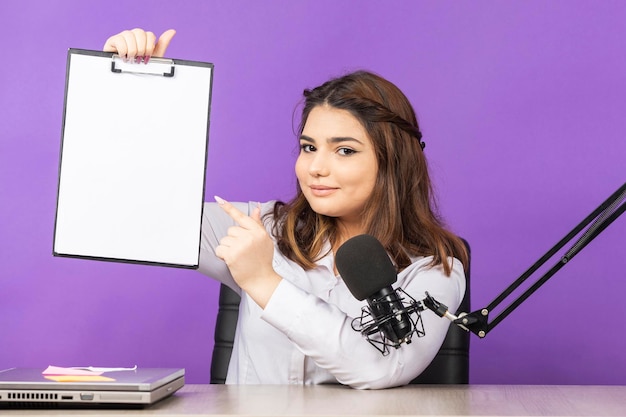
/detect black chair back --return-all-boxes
[411,239,471,384]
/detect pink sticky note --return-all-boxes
[42,365,103,376]
[44,375,115,382]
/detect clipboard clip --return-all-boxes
[111,55,175,77]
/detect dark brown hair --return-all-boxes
[271,70,468,275]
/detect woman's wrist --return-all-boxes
[242,271,283,309]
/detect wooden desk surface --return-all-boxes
[3,384,626,416]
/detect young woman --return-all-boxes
[104,29,468,389]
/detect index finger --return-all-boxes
[103,34,128,57]
[214,196,259,229]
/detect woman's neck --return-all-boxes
[333,219,366,252]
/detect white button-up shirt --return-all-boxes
[199,201,466,389]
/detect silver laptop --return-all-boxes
[0,367,184,408]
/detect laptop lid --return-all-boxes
[0,367,184,407]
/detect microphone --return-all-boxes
[336,234,425,355]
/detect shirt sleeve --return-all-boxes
[260,257,466,389]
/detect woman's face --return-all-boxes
[296,105,378,226]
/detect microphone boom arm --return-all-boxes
[423,182,626,338]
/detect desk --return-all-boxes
[3,384,626,416]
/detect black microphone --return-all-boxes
[336,234,425,354]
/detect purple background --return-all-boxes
[1,1,625,385]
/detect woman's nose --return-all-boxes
[308,154,330,177]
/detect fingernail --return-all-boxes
[144,56,151,64]
[214,196,226,205]
[135,56,143,64]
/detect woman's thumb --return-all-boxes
[153,29,176,57]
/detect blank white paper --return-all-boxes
[54,50,213,268]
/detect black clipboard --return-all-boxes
[53,49,214,269]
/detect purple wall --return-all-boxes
[1,1,625,384]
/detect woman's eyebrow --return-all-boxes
[299,135,364,145]
[329,136,364,145]
[299,135,315,143]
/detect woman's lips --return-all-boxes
[309,185,338,197]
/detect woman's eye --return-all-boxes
[300,144,316,153]
[337,147,356,156]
